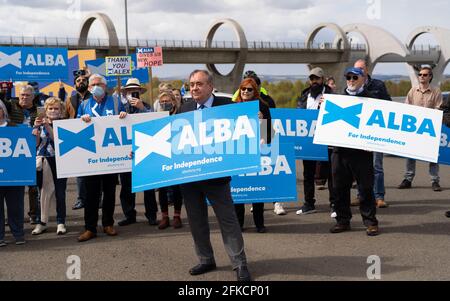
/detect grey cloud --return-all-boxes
[127,0,232,14]
[262,0,313,10]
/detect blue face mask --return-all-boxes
[91,85,104,98]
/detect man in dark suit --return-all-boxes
[178,70,251,281]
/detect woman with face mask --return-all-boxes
[155,91,184,230]
[31,97,69,236]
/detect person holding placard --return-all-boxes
[233,78,271,233]
[31,97,68,236]
[76,74,127,242]
[0,100,26,247]
[117,78,159,227]
[179,70,251,281]
[330,67,379,237]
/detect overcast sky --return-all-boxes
[1,0,450,77]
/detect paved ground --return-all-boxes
[1,156,449,281]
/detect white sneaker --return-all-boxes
[31,224,47,235]
[273,203,287,215]
[330,211,337,218]
[57,224,67,235]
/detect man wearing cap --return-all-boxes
[296,67,336,216]
[353,59,392,209]
[117,78,159,227]
[330,67,379,236]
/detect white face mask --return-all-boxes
[46,110,60,120]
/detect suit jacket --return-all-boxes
[178,94,234,185]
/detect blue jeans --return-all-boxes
[404,159,439,183]
[0,186,25,241]
[373,152,385,200]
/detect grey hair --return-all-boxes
[0,99,8,122]
[89,74,107,86]
[189,69,213,85]
[20,85,34,94]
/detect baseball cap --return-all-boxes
[309,67,324,78]
[344,67,364,77]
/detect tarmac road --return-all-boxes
[0,156,449,281]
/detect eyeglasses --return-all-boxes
[241,87,254,92]
[418,73,430,77]
[346,75,360,81]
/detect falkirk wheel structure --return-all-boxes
[78,13,450,92]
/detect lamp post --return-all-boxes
[125,0,129,55]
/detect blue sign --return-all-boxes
[0,127,36,186]
[270,108,328,161]
[438,125,450,165]
[85,54,149,88]
[132,101,261,192]
[231,143,297,204]
[0,46,68,81]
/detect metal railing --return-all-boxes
[0,35,367,50]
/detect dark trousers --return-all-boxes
[36,157,67,224]
[308,149,337,207]
[234,203,264,229]
[180,181,247,269]
[119,172,157,221]
[331,150,378,227]
[303,160,317,206]
[84,174,117,233]
[159,185,182,213]
[76,176,87,204]
[0,186,25,241]
[27,185,39,221]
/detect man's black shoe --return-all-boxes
[432,182,442,192]
[445,211,450,218]
[189,263,217,276]
[330,223,351,233]
[118,218,136,226]
[235,266,251,281]
[398,179,412,189]
[148,217,158,226]
[72,201,84,210]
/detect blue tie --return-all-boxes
[198,104,206,110]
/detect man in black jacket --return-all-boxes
[296,67,336,216]
[330,67,379,236]
[179,70,251,281]
[354,59,392,209]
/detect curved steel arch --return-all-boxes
[78,13,119,54]
[305,23,350,50]
[342,23,409,73]
[205,18,248,86]
[406,26,450,87]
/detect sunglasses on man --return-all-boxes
[345,75,360,81]
[418,73,430,77]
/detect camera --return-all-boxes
[73,69,87,77]
[131,91,140,99]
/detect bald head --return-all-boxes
[354,59,368,78]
